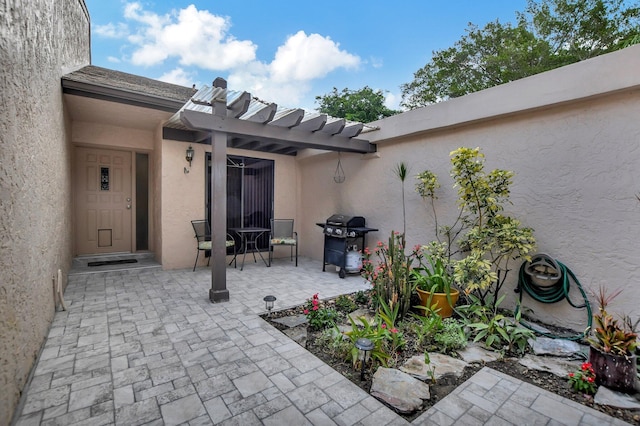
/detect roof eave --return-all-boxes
[61,79,185,113]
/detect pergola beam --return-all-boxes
[181,109,375,154]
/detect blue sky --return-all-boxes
[86,1,528,111]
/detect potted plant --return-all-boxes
[411,243,460,318]
[586,286,638,393]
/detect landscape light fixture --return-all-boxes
[354,337,374,381]
[263,295,276,316]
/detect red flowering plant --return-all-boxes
[302,293,339,330]
[568,362,597,395]
[361,231,423,320]
[377,296,406,354]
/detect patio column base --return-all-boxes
[209,289,230,303]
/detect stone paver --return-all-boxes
[11,257,634,426]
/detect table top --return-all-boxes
[230,227,270,234]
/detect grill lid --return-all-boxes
[325,214,365,228]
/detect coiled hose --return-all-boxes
[515,253,592,341]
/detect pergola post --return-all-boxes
[175,77,375,303]
[209,79,229,302]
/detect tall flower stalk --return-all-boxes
[394,162,409,236]
[361,231,421,320]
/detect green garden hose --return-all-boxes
[515,253,592,341]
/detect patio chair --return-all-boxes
[191,220,237,271]
[268,218,298,267]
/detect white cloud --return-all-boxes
[227,31,360,106]
[94,22,129,38]
[370,56,384,69]
[107,56,121,63]
[104,3,362,107]
[123,3,257,70]
[157,68,196,87]
[270,31,360,82]
[227,68,311,106]
[384,91,403,111]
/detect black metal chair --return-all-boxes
[268,219,298,267]
[191,220,237,271]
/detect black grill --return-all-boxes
[317,214,378,278]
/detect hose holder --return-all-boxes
[523,253,562,287]
[517,253,592,341]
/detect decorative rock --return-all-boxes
[528,337,582,357]
[370,367,430,413]
[518,354,580,378]
[336,324,352,335]
[458,342,502,364]
[283,325,307,347]
[272,314,308,328]
[347,308,376,327]
[595,386,640,410]
[400,353,468,381]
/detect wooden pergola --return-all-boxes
[175,78,377,302]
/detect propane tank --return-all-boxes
[345,245,362,273]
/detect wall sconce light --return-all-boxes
[184,145,195,174]
[263,295,276,316]
[354,337,374,381]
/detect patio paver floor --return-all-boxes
[12,257,632,425]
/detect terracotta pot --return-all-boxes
[416,288,460,318]
[588,346,639,393]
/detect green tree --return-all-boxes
[401,0,640,109]
[315,86,400,122]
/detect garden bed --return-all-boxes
[260,291,640,425]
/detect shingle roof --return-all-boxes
[62,65,196,111]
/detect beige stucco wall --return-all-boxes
[72,121,155,151]
[299,45,640,332]
[0,0,90,424]
[70,119,159,255]
[160,142,301,270]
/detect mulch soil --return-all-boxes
[261,292,640,425]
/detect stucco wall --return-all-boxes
[299,46,640,332]
[72,121,156,151]
[0,0,90,424]
[71,119,159,256]
[160,142,301,270]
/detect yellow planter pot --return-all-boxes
[416,288,460,318]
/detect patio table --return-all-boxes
[230,227,270,271]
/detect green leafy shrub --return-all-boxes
[354,290,370,305]
[416,147,536,312]
[377,297,406,353]
[315,328,351,360]
[464,295,534,355]
[303,293,340,330]
[409,310,443,351]
[344,315,391,368]
[434,318,467,351]
[335,294,357,313]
